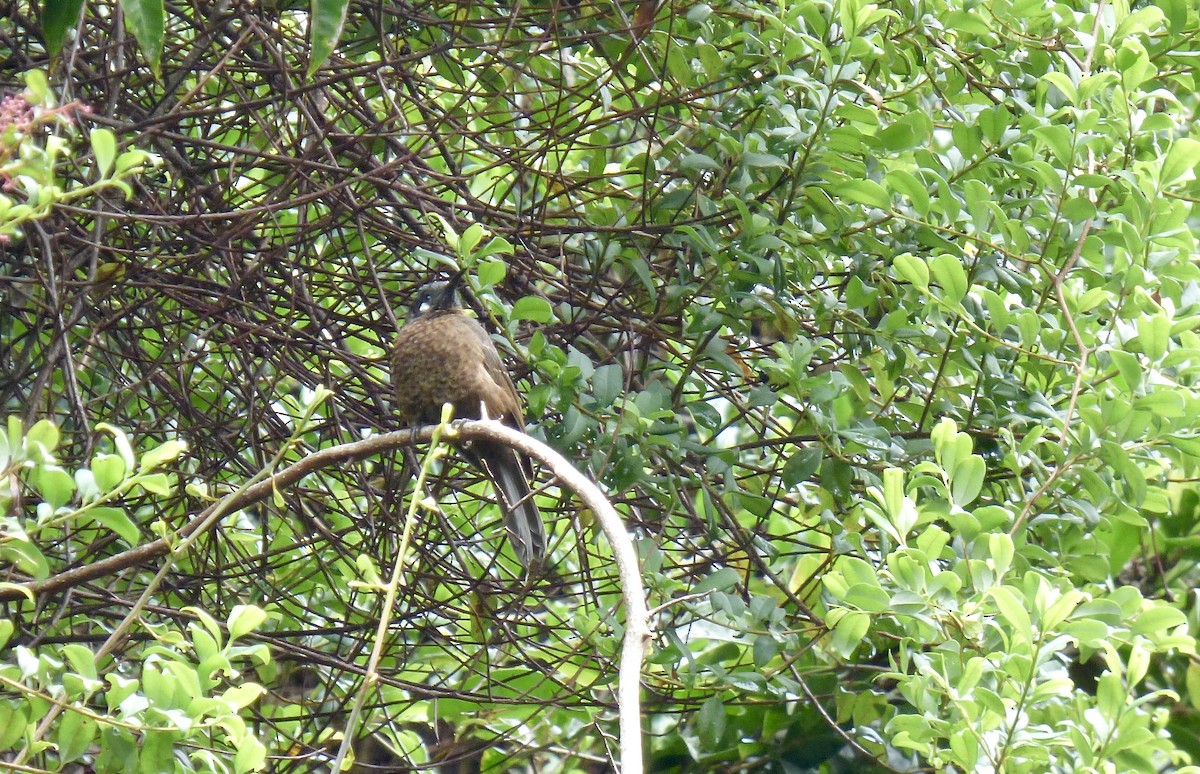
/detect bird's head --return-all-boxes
[409,270,465,319]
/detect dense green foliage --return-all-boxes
[3,0,1200,770]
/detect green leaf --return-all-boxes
[893,253,929,292]
[1132,605,1186,637]
[457,223,486,259]
[591,364,623,408]
[38,465,76,509]
[1040,72,1078,104]
[42,0,88,57]
[0,583,36,603]
[837,179,891,209]
[988,586,1031,645]
[844,583,890,613]
[1167,434,1200,458]
[185,605,225,648]
[931,417,965,472]
[931,254,968,304]
[1,539,50,579]
[26,418,60,456]
[694,567,740,595]
[1096,671,1124,719]
[91,128,117,178]
[1115,5,1165,36]
[977,105,1012,145]
[1137,313,1170,361]
[234,735,268,771]
[885,170,930,216]
[882,467,904,519]
[115,148,155,175]
[22,69,52,105]
[1188,663,1200,709]
[140,439,186,472]
[94,727,137,771]
[6,416,21,459]
[1134,391,1184,419]
[92,506,140,545]
[835,556,879,588]
[1161,138,1200,186]
[1032,124,1075,165]
[878,112,930,151]
[118,0,164,77]
[511,296,554,323]
[1061,196,1096,223]
[56,712,97,763]
[62,643,100,680]
[307,0,350,78]
[830,610,869,658]
[781,446,822,488]
[697,696,726,745]
[753,635,778,668]
[949,727,979,770]
[0,705,23,752]
[476,259,507,288]
[1126,641,1149,687]
[742,152,787,169]
[92,453,127,491]
[626,256,657,303]
[988,533,1014,578]
[1161,0,1188,30]
[695,41,721,77]
[138,472,173,496]
[223,682,267,710]
[680,153,721,172]
[96,423,136,472]
[107,178,134,199]
[228,604,268,640]
[1116,40,1155,90]
[1041,588,1083,631]
[104,674,139,713]
[951,123,982,162]
[140,729,176,772]
[1108,349,1143,393]
[950,455,986,507]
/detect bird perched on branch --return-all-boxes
[390,271,546,569]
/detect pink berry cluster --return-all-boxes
[0,92,97,241]
[0,93,33,132]
[0,95,92,136]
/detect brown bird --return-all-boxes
[390,272,546,568]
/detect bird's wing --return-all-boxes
[465,318,526,427]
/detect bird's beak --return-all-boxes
[445,268,466,296]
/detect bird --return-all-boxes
[390,271,547,569]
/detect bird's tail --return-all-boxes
[470,440,547,569]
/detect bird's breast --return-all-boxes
[392,313,499,424]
